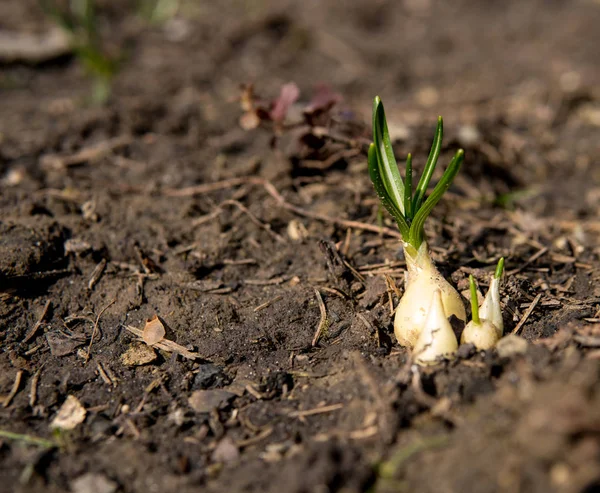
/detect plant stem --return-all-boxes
[0,430,56,448]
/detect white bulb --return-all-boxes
[394,242,466,348]
[413,290,459,366]
[461,319,500,350]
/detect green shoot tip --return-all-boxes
[469,274,480,325]
[494,257,505,279]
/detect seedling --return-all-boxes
[368,96,466,348]
[479,257,505,337]
[461,274,500,349]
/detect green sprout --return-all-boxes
[494,257,505,280]
[469,274,480,325]
[367,96,464,251]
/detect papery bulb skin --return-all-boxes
[394,242,466,348]
[413,290,459,366]
[479,277,503,338]
[460,319,500,350]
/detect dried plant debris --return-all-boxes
[125,322,201,360]
[51,395,86,431]
[120,343,157,366]
[142,315,166,345]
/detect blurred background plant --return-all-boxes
[39,0,119,104]
[137,0,180,25]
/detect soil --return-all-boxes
[1,1,600,492]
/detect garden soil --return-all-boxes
[1,1,600,492]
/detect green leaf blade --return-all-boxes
[372,97,405,215]
[412,116,443,214]
[409,149,464,248]
[404,153,413,220]
[469,275,480,324]
[368,143,410,239]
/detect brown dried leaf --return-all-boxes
[305,83,342,114]
[125,325,201,360]
[143,315,165,345]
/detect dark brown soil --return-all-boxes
[1,1,600,492]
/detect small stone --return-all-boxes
[46,332,85,357]
[193,364,228,390]
[496,334,528,358]
[188,389,235,413]
[120,343,157,366]
[71,472,118,493]
[212,437,239,463]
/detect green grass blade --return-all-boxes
[372,97,405,215]
[368,144,410,238]
[409,149,464,248]
[469,275,480,324]
[412,116,443,214]
[404,153,412,220]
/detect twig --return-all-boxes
[164,177,251,197]
[236,427,273,448]
[221,200,286,243]
[22,300,51,343]
[312,289,328,346]
[254,295,284,313]
[124,326,201,360]
[289,403,344,418]
[512,293,543,335]
[506,247,549,276]
[87,258,107,290]
[3,371,23,408]
[29,366,43,408]
[164,177,402,238]
[84,299,116,363]
[244,276,290,286]
[260,179,402,239]
[40,136,131,170]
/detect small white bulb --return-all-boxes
[479,277,503,338]
[413,290,459,366]
[395,242,466,348]
[461,319,500,350]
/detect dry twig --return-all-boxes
[512,293,543,335]
[312,289,328,346]
[23,300,51,344]
[3,371,23,408]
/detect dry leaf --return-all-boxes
[125,325,201,360]
[143,315,165,345]
[51,395,86,430]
